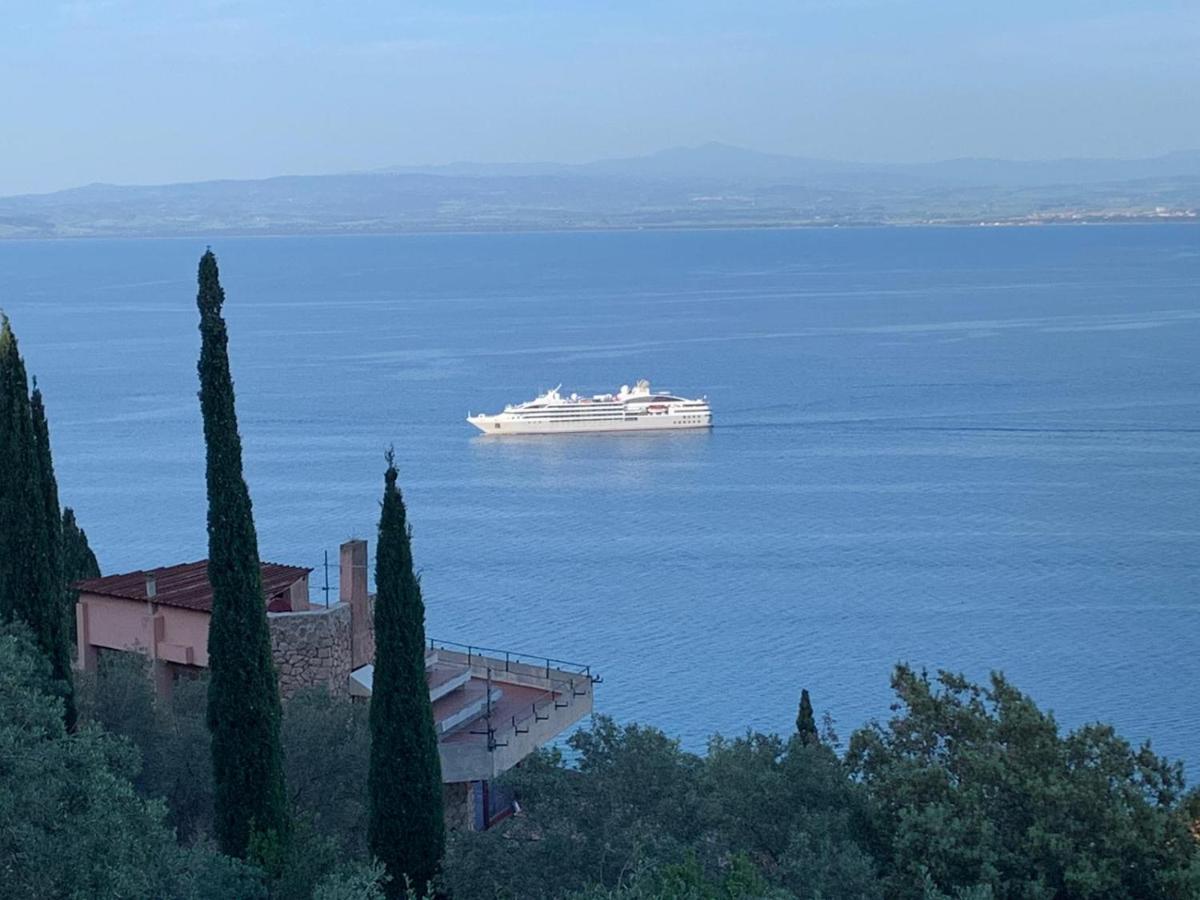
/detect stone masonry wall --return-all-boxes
[268,602,353,700]
[443,781,473,832]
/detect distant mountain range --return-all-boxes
[380,143,1200,187]
[2,143,1197,239]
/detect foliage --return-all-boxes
[62,507,100,582]
[77,651,215,841]
[29,383,74,728]
[446,716,879,899]
[0,625,264,899]
[265,816,344,900]
[445,721,696,898]
[312,858,439,900]
[368,451,445,897]
[283,686,371,857]
[313,860,391,900]
[0,315,73,728]
[701,733,881,899]
[450,672,1200,900]
[846,665,1200,899]
[195,248,290,860]
[80,665,373,856]
[566,853,789,899]
[62,505,101,643]
[0,314,41,624]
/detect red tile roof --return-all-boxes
[73,560,311,613]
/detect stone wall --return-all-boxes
[268,602,353,700]
[443,780,474,832]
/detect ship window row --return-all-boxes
[520,404,624,411]
[518,404,708,415]
[514,410,708,420]
[516,412,627,418]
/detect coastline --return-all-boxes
[0,214,1196,243]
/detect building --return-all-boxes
[73,539,596,830]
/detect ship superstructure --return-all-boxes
[468,379,712,435]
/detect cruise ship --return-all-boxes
[467,380,712,435]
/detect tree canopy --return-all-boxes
[448,669,1200,900]
[847,665,1200,899]
[0,625,264,899]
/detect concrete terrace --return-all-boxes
[352,640,597,784]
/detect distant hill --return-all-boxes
[2,144,1197,239]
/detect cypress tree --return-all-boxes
[30,382,74,729]
[368,450,444,897]
[0,314,40,624]
[63,507,100,646]
[195,250,289,861]
[796,688,819,746]
[0,316,73,726]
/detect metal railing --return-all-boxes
[428,637,595,682]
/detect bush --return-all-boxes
[0,626,262,898]
[282,687,371,857]
[445,716,878,899]
[77,650,215,840]
[847,666,1200,899]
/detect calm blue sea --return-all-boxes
[2,226,1198,772]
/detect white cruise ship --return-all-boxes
[468,380,712,435]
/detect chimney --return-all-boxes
[340,539,368,605]
[145,573,157,600]
[340,539,372,668]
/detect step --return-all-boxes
[436,683,504,736]
[428,666,472,703]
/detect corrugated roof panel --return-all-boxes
[73,560,311,613]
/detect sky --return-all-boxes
[2,0,1198,196]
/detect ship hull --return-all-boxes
[467,412,712,435]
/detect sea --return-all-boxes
[2,226,1197,772]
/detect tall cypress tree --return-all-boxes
[195,250,289,861]
[0,316,73,726]
[368,450,444,897]
[30,382,73,729]
[0,314,40,624]
[796,688,819,746]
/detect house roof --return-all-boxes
[73,560,311,613]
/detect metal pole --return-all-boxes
[323,550,330,608]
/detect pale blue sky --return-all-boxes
[2,0,1198,195]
